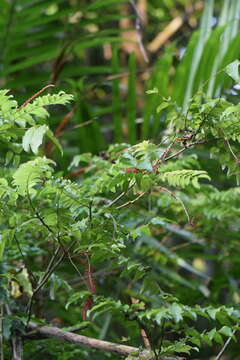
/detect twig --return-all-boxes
[17,84,55,110]
[60,242,86,285]
[58,119,93,134]
[147,2,204,53]
[152,138,177,171]
[25,173,55,236]
[50,42,71,83]
[116,191,145,209]
[45,105,76,156]
[35,245,62,292]
[65,166,90,178]
[107,181,136,207]
[164,147,187,162]
[215,329,237,360]
[148,16,183,53]
[108,191,128,207]
[170,242,192,251]
[220,129,239,162]
[154,186,190,223]
[26,244,67,327]
[129,0,149,63]
[130,297,151,348]
[164,140,205,162]
[14,235,37,283]
[105,67,153,81]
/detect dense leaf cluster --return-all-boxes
[0,66,240,358]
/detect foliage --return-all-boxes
[1,1,240,359]
[1,0,239,163]
[1,58,240,358]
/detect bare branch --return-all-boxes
[215,329,237,360]
[116,191,145,209]
[27,322,139,356]
[17,84,55,110]
[27,322,184,359]
[129,0,149,63]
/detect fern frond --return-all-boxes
[15,91,74,126]
[160,170,210,189]
[160,154,200,172]
[0,90,18,124]
[192,186,240,220]
[12,157,55,195]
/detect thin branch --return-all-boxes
[26,238,76,328]
[60,242,86,285]
[58,119,93,135]
[130,297,151,348]
[164,147,187,162]
[108,191,128,207]
[220,129,239,162]
[154,186,190,223]
[107,181,136,207]
[129,0,149,63]
[26,180,55,236]
[148,16,183,53]
[26,245,65,327]
[147,2,204,53]
[215,329,237,360]
[105,67,153,82]
[164,140,206,162]
[17,84,55,110]
[116,191,145,209]
[45,105,76,156]
[35,245,62,292]
[152,138,177,171]
[14,235,37,283]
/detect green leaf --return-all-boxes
[12,157,55,195]
[169,303,183,323]
[15,267,33,297]
[207,308,219,320]
[156,101,170,113]
[225,60,240,84]
[146,88,158,94]
[219,326,234,337]
[22,125,49,154]
[65,291,91,310]
[214,332,224,345]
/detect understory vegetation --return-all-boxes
[1,1,240,359]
